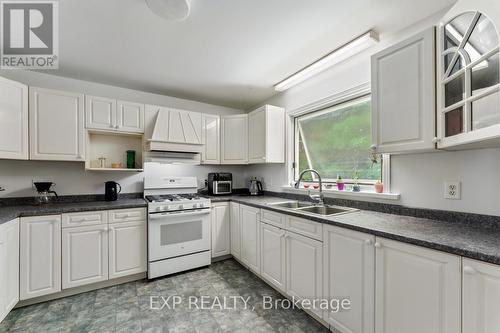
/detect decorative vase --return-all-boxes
[337,182,344,191]
[375,182,384,193]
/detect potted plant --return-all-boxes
[352,172,361,192]
[336,175,344,191]
[375,180,384,193]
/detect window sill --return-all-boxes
[280,186,400,201]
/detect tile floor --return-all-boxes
[0,259,329,332]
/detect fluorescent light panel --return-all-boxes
[274,31,379,92]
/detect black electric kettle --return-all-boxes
[104,181,121,201]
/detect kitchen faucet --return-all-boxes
[295,169,324,205]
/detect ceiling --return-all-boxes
[53,0,456,109]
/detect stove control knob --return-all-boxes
[199,203,204,208]
[156,206,162,212]
[178,205,184,210]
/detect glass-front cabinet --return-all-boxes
[438,10,500,148]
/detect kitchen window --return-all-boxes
[294,95,384,185]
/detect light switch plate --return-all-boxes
[444,181,461,200]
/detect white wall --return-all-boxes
[0,71,247,197]
[249,8,500,216]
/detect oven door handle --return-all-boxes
[149,209,211,220]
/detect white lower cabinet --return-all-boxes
[285,230,323,318]
[463,258,500,333]
[260,222,286,292]
[109,220,147,279]
[323,225,375,333]
[0,219,19,322]
[20,215,62,300]
[375,237,461,333]
[230,202,241,259]
[62,224,109,289]
[211,202,231,258]
[240,205,260,273]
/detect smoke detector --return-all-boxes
[145,0,191,21]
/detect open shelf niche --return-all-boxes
[85,131,144,172]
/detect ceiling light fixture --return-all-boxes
[274,31,379,92]
[145,0,191,21]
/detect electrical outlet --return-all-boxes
[444,181,461,200]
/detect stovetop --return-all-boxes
[145,193,207,203]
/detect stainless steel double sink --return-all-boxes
[267,201,358,216]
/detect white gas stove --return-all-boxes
[144,169,211,279]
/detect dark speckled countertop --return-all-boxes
[0,198,147,225]
[210,194,500,266]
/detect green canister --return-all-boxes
[126,150,136,169]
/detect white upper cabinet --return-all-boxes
[323,225,375,333]
[85,95,116,131]
[375,237,461,333]
[29,87,85,161]
[462,258,500,333]
[0,77,28,160]
[86,95,144,133]
[116,100,144,133]
[437,2,500,149]
[371,27,436,153]
[221,114,248,164]
[146,105,203,152]
[201,114,220,164]
[248,105,285,164]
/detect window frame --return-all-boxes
[289,87,389,188]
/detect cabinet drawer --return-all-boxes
[260,209,285,228]
[62,211,107,228]
[285,216,323,241]
[108,208,146,223]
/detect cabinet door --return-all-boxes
[248,107,266,163]
[29,87,85,161]
[463,258,500,333]
[375,237,460,333]
[221,114,248,164]
[62,224,108,289]
[260,222,285,292]
[109,221,147,279]
[116,100,144,133]
[240,205,260,273]
[20,215,61,300]
[201,114,220,164]
[0,219,19,322]
[371,27,435,153]
[323,225,375,333]
[285,230,323,318]
[230,202,241,259]
[85,95,116,130]
[211,203,231,258]
[0,77,28,160]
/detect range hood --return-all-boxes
[146,107,203,154]
[144,151,201,165]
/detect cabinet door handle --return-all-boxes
[374,242,382,248]
[463,266,477,275]
[364,239,373,246]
